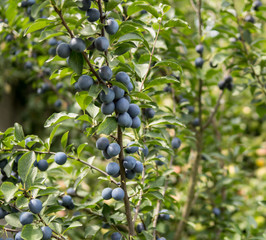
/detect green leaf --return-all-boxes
[6,0,17,26]
[142,231,153,240]
[5,213,22,228]
[69,51,84,75]
[25,19,53,35]
[48,124,61,149]
[64,221,83,232]
[114,42,137,56]
[18,152,36,183]
[127,1,159,18]
[14,123,25,142]
[61,131,69,150]
[31,0,50,18]
[164,18,190,28]
[85,225,101,237]
[105,0,122,11]
[131,92,153,102]
[96,117,117,135]
[148,191,164,200]
[154,60,182,71]
[77,143,88,157]
[145,76,180,89]
[21,225,43,240]
[44,112,78,128]
[74,168,90,189]
[75,92,93,111]
[0,182,18,202]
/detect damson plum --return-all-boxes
[105,18,119,35]
[95,37,109,51]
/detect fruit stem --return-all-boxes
[117,126,135,238]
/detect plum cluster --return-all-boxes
[218,75,233,91]
[195,43,204,68]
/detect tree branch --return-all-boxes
[117,126,135,238]
[203,90,224,129]
[139,19,162,92]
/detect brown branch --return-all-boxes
[51,2,103,83]
[1,148,118,186]
[3,228,19,233]
[203,90,224,129]
[139,19,162,92]
[117,126,135,238]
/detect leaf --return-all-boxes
[96,117,117,135]
[148,191,164,200]
[61,131,69,150]
[85,225,101,237]
[75,92,93,111]
[142,231,153,240]
[105,0,122,11]
[114,42,137,56]
[211,53,229,65]
[131,92,153,102]
[145,76,180,89]
[48,124,61,149]
[14,123,25,141]
[69,51,84,75]
[44,112,78,128]
[0,182,18,202]
[164,18,190,28]
[21,225,43,240]
[154,60,182,71]
[18,152,36,183]
[64,222,83,232]
[6,0,17,26]
[77,143,88,157]
[74,168,90,189]
[25,19,53,35]
[127,1,160,18]
[31,0,50,18]
[5,213,22,228]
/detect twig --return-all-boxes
[1,148,119,185]
[117,126,135,238]
[139,19,162,92]
[132,169,145,225]
[3,228,19,233]
[190,0,198,12]
[51,2,103,83]
[203,90,224,129]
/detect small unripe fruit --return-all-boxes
[48,38,57,46]
[253,0,262,11]
[69,38,86,52]
[86,8,100,22]
[0,207,7,219]
[54,152,67,165]
[41,226,53,240]
[96,137,110,150]
[95,37,109,51]
[105,18,119,35]
[192,118,200,127]
[125,169,136,179]
[29,199,42,214]
[56,43,71,58]
[67,188,75,195]
[101,102,115,115]
[37,159,49,171]
[213,207,221,216]
[102,150,112,159]
[140,145,149,157]
[102,187,113,200]
[106,162,120,176]
[99,66,113,81]
[107,143,121,157]
[62,195,73,208]
[77,75,94,91]
[245,15,255,23]
[19,212,34,225]
[112,188,125,201]
[218,80,226,90]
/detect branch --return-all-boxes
[3,228,19,233]
[139,19,162,92]
[1,148,119,186]
[232,0,266,97]
[203,90,224,129]
[51,3,103,83]
[117,126,135,238]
